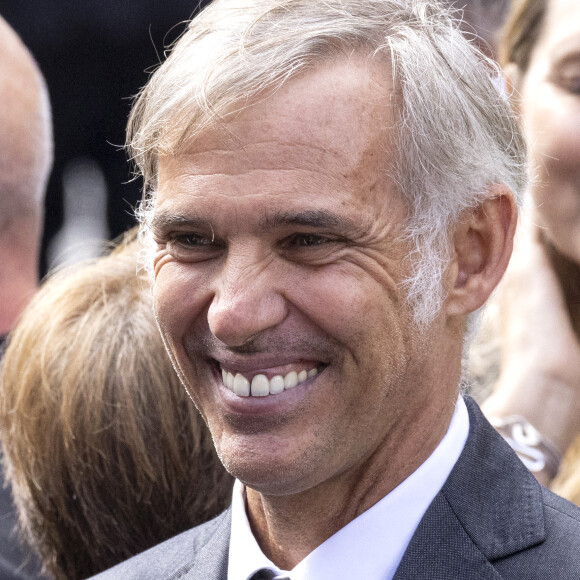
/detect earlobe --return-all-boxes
[445,186,518,317]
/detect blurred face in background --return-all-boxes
[515,0,580,262]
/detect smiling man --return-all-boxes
[93,1,580,579]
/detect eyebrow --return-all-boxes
[553,48,580,67]
[259,210,356,233]
[150,212,209,233]
[151,209,357,235]
[557,53,580,64]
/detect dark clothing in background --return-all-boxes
[0,484,44,580]
[0,333,45,579]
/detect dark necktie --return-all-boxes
[249,569,289,580]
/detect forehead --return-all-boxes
[537,0,580,50]
[157,55,396,200]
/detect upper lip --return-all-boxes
[209,354,325,375]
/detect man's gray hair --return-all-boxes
[129,0,526,326]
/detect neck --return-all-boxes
[245,390,457,570]
[0,268,38,334]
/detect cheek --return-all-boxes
[521,84,580,260]
[294,266,410,371]
[152,265,218,415]
[547,110,580,170]
[523,86,580,183]
[153,264,209,344]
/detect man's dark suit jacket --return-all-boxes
[91,397,580,579]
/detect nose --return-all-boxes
[207,252,288,347]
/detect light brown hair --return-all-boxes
[498,0,548,69]
[0,230,232,579]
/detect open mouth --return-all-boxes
[213,361,325,397]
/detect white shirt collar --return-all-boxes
[228,395,469,580]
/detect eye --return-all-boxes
[551,63,580,96]
[554,72,580,95]
[277,232,347,265]
[172,233,215,247]
[287,233,332,247]
[564,76,580,95]
[165,231,225,262]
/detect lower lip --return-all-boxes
[209,364,322,416]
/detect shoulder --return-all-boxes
[491,489,580,578]
[89,510,231,580]
[442,398,580,577]
[541,487,580,543]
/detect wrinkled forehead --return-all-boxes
[154,57,405,231]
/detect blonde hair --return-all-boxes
[0,230,232,580]
[128,0,527,326]
[553,439,580,506]
[498,0,547,69]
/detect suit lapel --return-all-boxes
[395,397,546,579]
[394,494,502,579]
[180,400,546,580]
[180,509,231,580]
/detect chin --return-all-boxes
[215,435,323,496]
[223,458,310,496]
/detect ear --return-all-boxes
[444,186,518,317]
[503,63,523,119]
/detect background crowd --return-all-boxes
[1,0,579,578]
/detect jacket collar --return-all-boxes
[183,509,231,580]
[394,396,545,579]
[186,398,546,580]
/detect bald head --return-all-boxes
[0,15,53,333]
[0,15,52,229]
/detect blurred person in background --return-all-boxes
[0,231,233,580]
[0,14,52,344]
[1,1,211,274]
[0,13,53,580]
[469,0,580,501]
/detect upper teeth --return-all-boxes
[221,367,319,397]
